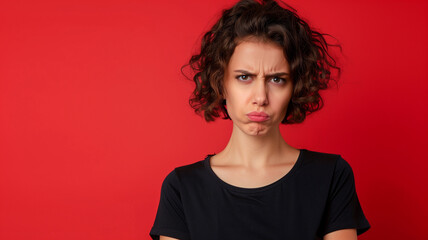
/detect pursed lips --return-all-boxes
[246,111,270,122]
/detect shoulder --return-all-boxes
[161,156,210,189]
[302,149,358,187]
[300,149,345,168]
[174,156,208,181]
[159,155,220,202]
[298,149,354,180]
[302,149,340,162]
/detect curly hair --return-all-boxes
[183,0,341,124]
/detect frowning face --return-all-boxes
[223,40,293,136]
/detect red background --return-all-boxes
[1,0,427,239]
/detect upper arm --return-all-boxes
[150,171,190,240]
[317,156,371,237]
[323,228,357,240]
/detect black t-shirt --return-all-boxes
[150,149,371,240]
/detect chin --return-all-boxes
[245,123,270,136]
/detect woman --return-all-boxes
[150,0,370,239]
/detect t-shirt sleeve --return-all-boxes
[317,156,371,237]
[150,170,190,240]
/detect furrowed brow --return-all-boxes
[265,72,289,78]
[234,70,256,76]
[233,70,289,78]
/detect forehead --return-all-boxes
[227,40,289,72]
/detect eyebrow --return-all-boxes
[234,69,289,78]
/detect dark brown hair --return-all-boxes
[183,0,341,124]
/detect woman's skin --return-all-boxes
[160,40,357,240]
[210,40,299,189]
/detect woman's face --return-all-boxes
[223,40,293,136]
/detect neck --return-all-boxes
[219,123,294,168]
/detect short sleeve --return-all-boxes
[317,156,371,237]
[150,170,190,240]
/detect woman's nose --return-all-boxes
[252,79,269,106]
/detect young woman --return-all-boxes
[150,0,370,239]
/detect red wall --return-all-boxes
[1,0,427,239]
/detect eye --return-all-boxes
[236,75,251,81]
[270,76,286,84]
